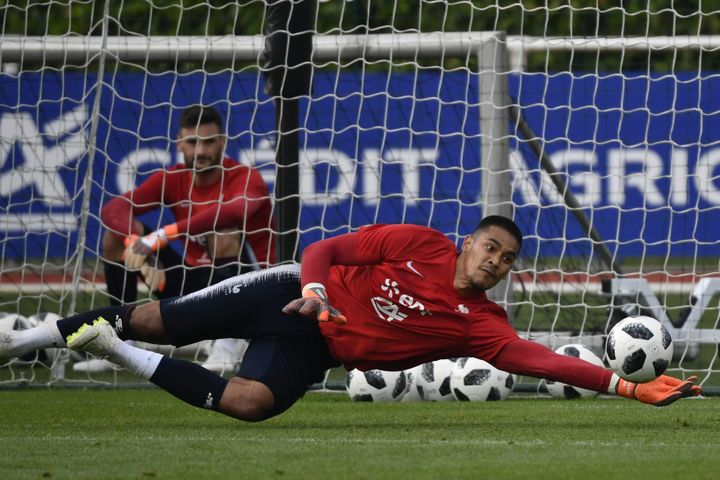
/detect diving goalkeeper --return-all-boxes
[0,217,701,421]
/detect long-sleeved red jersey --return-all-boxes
[301,224,612,392]
[102,158,275,267]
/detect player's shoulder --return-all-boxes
[469,296,510,321]
[221,157,263,177]
[356,224,456,256]
[359,223,451,242]
[222,157,242,167]
[359,223,444,235]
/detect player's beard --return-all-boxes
[185,154,221,174]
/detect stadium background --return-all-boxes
[2,71,718,262]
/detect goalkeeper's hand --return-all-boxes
[282,283,347,325]
[123,224,179,270]
[616,374,702,406]
[139,259,166,293]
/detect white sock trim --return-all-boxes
[109,340,163,380]
[607,373,621,394]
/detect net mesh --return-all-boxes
[1,1,719,391]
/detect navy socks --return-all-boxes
[149,357,228,410]
[55,305,136,341]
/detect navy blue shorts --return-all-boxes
[159,265,341,418]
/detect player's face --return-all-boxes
[177,123,226,172]
[456,226,519,293]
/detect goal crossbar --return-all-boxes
[3,33,720,65]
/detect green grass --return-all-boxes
[0,390,718,479]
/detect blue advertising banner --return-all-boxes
[0,71,718,262]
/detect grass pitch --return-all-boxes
[0,390,718,479]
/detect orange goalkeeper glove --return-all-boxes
[615,374,702,407]
[282,283,347,325]
[123,224,179,269]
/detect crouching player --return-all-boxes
[0,217,701,421]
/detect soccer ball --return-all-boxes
[416,359,456,401]
[545,344,605,399]
[606,315,673,382]
[346,368,408,402]
[0,312,31,332]
[400,365,424,402]
[450,357,514,401]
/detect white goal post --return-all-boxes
[1,28,719,392]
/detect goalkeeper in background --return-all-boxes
[83,104,275,374]
[0,217,701,421]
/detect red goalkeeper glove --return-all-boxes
[616,374,702,407]
[282,283,347,325]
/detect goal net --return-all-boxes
[1,1,718,393]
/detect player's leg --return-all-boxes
[220,331,339,420]
[155,246,191,299]
[102,224,143,305]
[65,318,235,415]
[65,314,336,421]
[0,265,298,362]
[124,264,338,420]
[155,265,306,346]
[188,261,247,374]
[0,304,140,363]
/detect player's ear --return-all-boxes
[461,235,473,252]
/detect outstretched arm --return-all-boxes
[493,338,613,392]
[299,233,376,286]
[493,338,701,406]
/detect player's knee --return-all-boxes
[219,377,275,422]
[101,231,125,261]
[128,302,168,342]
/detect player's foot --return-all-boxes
[0,330,14,363]
[72,358,119,373]
[201,341,240,374]
[66,317,117,359]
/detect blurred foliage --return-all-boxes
[1,0,719,71]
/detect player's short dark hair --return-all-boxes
[179,105,224,131]
[474,215,523,250]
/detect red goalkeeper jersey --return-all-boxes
[319,224,519,371]
[102,158,275,267]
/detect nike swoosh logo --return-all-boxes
[406,261,423,277]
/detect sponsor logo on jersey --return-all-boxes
[372,277,427,321]
[456,304,469,314]
[381,278,400,298]
[371,296,408,322]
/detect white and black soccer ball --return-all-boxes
[606,315,673,383]
[416,359,456,401]
[401,365,424,402]
[545,344,605,399]
[0,312,31,332]
[450,357,515,401]
[346,368,408,402]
